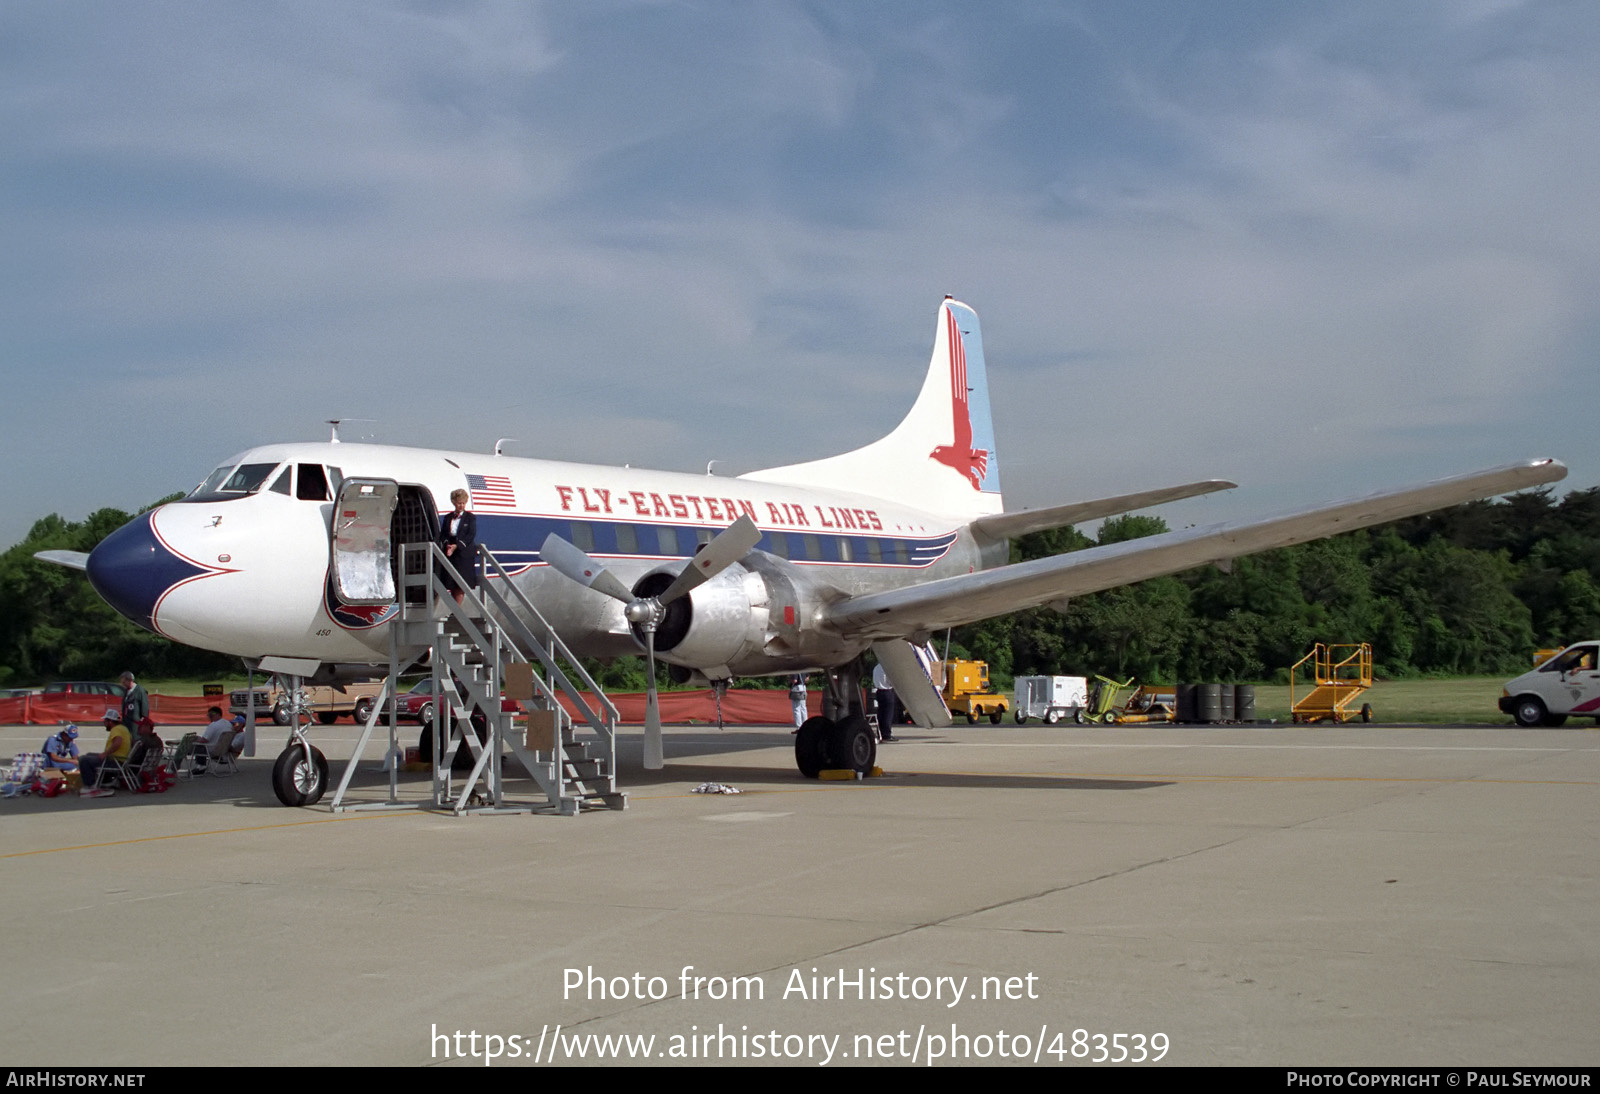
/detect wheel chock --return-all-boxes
[818,766,885,781]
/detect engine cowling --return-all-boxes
[630,564,770,672]
[629,552,865,676]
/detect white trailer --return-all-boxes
[1013,675,1088,724]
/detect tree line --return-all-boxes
[1,487,1594,688]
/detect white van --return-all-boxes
[1499,642,1600,726]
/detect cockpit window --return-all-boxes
[192,466,233,497]
[219,463,279,494]
[183,462,282,502]
[296,464,329,502]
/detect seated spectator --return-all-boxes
[198,709,245,760]
[126,716,163,768]
[80,709,133,786]
[41,724,80,775]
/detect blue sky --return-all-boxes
[3,1,1595,545]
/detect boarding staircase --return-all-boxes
[1289,643,1374,724]
[330,542,625,816]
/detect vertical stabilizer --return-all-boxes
[742,298,1003,520]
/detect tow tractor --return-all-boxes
[940,659,1010,724]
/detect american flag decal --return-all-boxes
[466,473,516,509]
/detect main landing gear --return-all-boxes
[794,714,876,778]
[793,659,877,779]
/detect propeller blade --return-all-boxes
[539,533,635,603]
[657,514,762,605]
[642,630,664,770]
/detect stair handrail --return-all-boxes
[473,547,619,736]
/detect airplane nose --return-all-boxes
[86,510,209,634]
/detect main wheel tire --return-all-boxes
[1513,696,1547,728]
[417,726,433,764]
[353,699,373,724]
[1044,710,1060,725]
[826,714,876,775]
[989,709,1004,724]
[965,711,977,725]
[1014,710,1026,724]
[316,712,338,725]
[795,716,833,779]
[1074,709,1087,725]
[272,703,293,726]
[271,745,328,807]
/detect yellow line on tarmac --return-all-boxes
[1,809,422,859]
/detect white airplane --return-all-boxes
[41,297,1566,791]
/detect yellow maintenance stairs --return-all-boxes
[1289,643,1374,724]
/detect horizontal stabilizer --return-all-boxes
[970,480,1237,542]
[34,550,88,571]
[828,459,1567,638]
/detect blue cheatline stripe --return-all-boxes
[474,514,958,570]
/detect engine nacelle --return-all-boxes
[630,564,770,673]
[630,551,864,677]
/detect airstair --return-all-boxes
[330,542,625,816]
[1289,643,1374,724]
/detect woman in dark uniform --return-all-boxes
[439,488,478,605]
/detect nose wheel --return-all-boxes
[271,741,328,806]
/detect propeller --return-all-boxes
[540,514,761,770]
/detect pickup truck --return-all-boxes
[230,682,377,725]
[1499,641,1600,726]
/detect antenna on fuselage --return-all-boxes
[494,438,518,456]
[326,418,375,443]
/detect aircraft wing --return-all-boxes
[34,550,89,571]
[968,480,1237,542]
[827,459,1566,639]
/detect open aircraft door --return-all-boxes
[331,478,400,606]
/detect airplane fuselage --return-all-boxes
[86,441,1002,677]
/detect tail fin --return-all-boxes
[742,297,1003,520]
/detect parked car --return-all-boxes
[392,678,518,724]
[42,681,127,698]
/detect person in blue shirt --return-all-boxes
[42,724,80,773]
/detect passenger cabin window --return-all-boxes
[656,527,679,556]
[768,532,789,559]
[615,524,638,554]
[297,464,329,501]
[571,522,594,552]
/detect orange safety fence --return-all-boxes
[554,689,821,726]
[0,690,822,728]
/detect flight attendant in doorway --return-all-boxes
[440,488,478,606]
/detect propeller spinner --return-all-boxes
[539,515,761,769]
